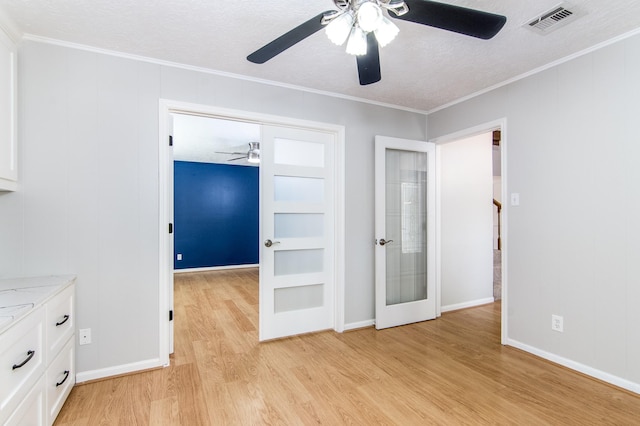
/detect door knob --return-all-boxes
[264,239,280,248]
[378,238,393,246]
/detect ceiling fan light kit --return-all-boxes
[325,11,354,45]
[346,25,368,55]
[247,0,507,86]
[374,17,400,47]
[246,142,261,164]
[326,0,402,55]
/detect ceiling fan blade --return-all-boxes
[390,0,507,40]
[247,12,333,64]
[228,156,248,162]
[215,151,244,155]
[356,33,381,85]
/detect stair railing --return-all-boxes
[493,199,502,250]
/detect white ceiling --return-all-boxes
[2,0,640,113]
[172,113,261,166]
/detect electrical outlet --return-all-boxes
[79,328,92,345]
[551,315,563,332]
[177,253,182,261]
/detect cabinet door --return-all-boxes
[0,28,17,191]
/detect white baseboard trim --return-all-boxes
[506,338,640,395]
[75,358,166,384]
[343,299,496,331]
[441,297,494,313]
[344,319,375,331]
[173,264,259,274]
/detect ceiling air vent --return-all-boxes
[525,3,584,35]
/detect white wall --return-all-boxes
[428,31,640,392]
[439,133,493,309]
[0,40,427,377]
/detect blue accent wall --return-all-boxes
[174,161,258,269]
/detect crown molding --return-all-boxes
[21,33,429,116]
[427,26,640,115]
[0,7,21,42]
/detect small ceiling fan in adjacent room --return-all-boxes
[216,142,260,163]
[247,0,507,85]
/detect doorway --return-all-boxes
[172,113,260,272]
[431,119,507,343]
[158,101,346,362]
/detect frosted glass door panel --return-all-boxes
[274,284,324,313]
[275,249,324,276]
[274,138,325,167]
[274,176,324,203]
[385,149,428,306]
[261,124,335,340]
[275,213,324,238]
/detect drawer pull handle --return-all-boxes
[12,350,35,370]
[56,370,70,387]
[56,315,70,326]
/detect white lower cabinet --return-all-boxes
[0,277,75,426]
[4,376,46,426]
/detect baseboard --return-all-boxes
[173,264,259,274]
[75,358,166,384]
[343,299,496,330]
[506,338,640,395]
[344,319,375,331]
[441,297,494,313]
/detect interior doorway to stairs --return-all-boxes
[492,130,502,301]
[433,119,507,344]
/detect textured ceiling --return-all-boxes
[172,113,261,166]
[1,0,640,112]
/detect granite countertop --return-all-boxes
[0,275,76,333]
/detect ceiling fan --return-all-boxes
[247,0,507,85]
[216,142,260,163]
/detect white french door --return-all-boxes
[375,136,436,329]
[259,125,336,341]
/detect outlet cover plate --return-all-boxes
[79,328,92,345]
[551,315,564,332]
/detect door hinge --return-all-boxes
[169,310,173,321]
[169,223,173,234]
[169,135,173,146]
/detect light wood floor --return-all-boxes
[55,268,640,425]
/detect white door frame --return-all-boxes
[429,118,508,344]
[158,100,346,363]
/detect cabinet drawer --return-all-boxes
[46,337,75,425]
[0,306,45,424]
[46,285,74,362]
[2,376,45,426]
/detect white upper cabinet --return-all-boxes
[0,27,17,191]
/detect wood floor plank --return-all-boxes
[149,397,180,426]
[56,268,640,425]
